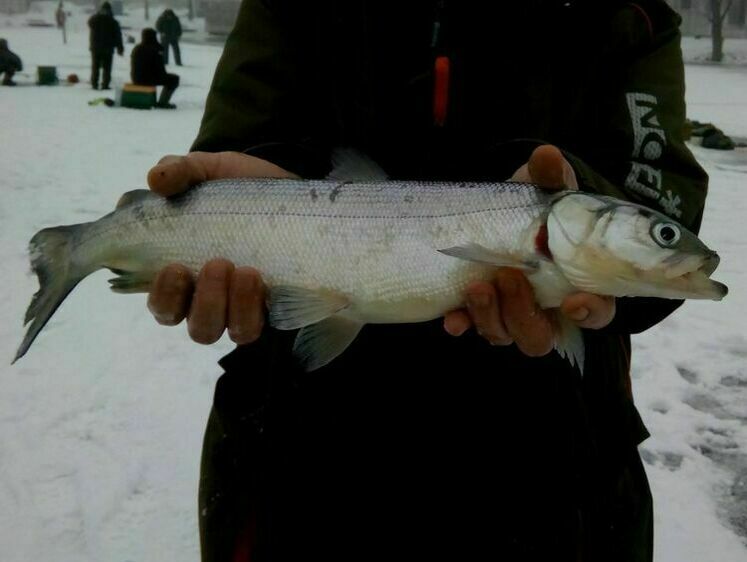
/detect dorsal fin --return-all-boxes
[327,148,389,182]
[115,189,155,209]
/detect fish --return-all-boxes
[13,150,727,372]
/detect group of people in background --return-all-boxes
[88,2,181,108]
[0,2,181,110]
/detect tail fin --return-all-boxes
[13,225,90,363]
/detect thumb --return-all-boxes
[147,151,298,197]
[526,145,578,190]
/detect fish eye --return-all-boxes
[652,222,681,247]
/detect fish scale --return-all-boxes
[78,179,550,315]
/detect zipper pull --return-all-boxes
[432,1,449,127]
[433,55,450,127]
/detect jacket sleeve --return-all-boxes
[191,0,329,177]
[562,1,709,334]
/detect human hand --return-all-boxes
[146,151,297,345]
[443,145,615,355]
[117,47,124,56]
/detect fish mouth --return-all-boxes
[664,251,719,279]
[699,251,720,277]
[661,252,727,300]
[678,270,728,300]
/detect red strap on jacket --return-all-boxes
[433,55,450,127]
[628,2,654,39]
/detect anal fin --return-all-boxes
[293,316,364,372]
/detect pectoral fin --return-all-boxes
[268,286,350,330]
[551,310,585,375]
[438,243,538,272]
[293,316,364,371]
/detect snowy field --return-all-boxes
[1,6,746,561]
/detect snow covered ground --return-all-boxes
[1,6,746,561]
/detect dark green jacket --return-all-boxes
[193,1,708,561]
[131,31,167,85]
[88,10,123,53]
[156,10,182,39]
[0,43,22,72]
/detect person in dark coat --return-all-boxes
[144,1,710,561]
[155,8,182,66]
[0,38,22,86]
[131,28,180,109]
[87,1,124,90]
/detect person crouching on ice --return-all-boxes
[0,38,23,86]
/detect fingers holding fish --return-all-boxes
[147,264,194,326]
[227,267,266,345]
[496,268,555,357]
[561,293,616,330]
[465,281,513,346]
[452,269,555,356]
[443,309,471,337]
[187,259,234,345]
[148,153,209,197]
[147,151,298,197]
[527,145,578,189]
[147,260,266,345]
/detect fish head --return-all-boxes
[545,192,728,300]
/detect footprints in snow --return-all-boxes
[677,365,699,384]
[640,448,684,471]
[646,362,747,542]
[721,375,747,388]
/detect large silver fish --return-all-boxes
[14,153,727,372]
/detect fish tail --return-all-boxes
[13,224,92,363]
